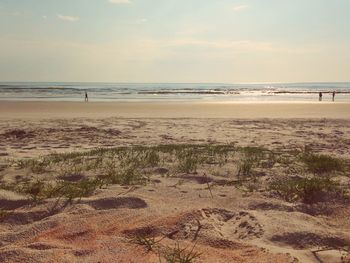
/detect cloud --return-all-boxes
[42,15,47,19]
[57,14,79,22]
[233,4,249,12]
[108,0,131,4]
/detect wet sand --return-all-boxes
[0,101,349,119]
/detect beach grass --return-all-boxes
[300,152,345,175]
[162,242,201,263]
[269,176,341,203]
[2,144,349,205]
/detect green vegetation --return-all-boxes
[134,234,161,252]
[17,178,101,203]
[18,179,48,202]
[1,144,349,205]
[269,176,340,203]
[301,153,344,175]
[238,146,275,176]
[162,242,201,263]
[53,179,101,202]
[176,149,199,174]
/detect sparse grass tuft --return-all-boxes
[176,149,199,174]
[270,176,340,203]
[18,179,49,202]
[53,178,100,201]
[162,242,201,263]
[238,158,254,176]
[142,149,160,167]
[14,158,49,174]
[17,178,100,203]
[134,234,160,252]
[237,146,275,176]
[4,144,348,206]
[301,153,344,175]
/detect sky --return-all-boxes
[0,0,349,83]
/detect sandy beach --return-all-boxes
[2,0,350,262]
[0,102,349,263]
[0,101,350,119]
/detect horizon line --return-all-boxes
[1,81,350,85]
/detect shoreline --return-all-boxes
[0,101,349,119]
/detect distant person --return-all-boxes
[85,91,88,102]
[332,91,335,102]
[319,92,322,101]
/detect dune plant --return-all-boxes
[301,153,344,175]
[269,176,340,203]
[18,179,49,202]
[162,242,201,263]
[141,149,160,167]
[14,158,49,174]
[134,234,161,252]
[176,149,199,174]
[53,178,100,201]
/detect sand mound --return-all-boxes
[248,200,295,212]
[0,190,31,210]
[270,232,349,249]
[4,208,56,225]
[87,197,147,210]
[0,248,40,263]
[1,129,35,139]
[296,202,348,216]
[57,174,86,182]
[0,219,59,246]
[181,175,213,184]
[200,208,264,240]
[124,208,264,246]
[26,242,69,251]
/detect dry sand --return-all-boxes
[0,102,349,263]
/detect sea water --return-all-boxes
[0,82,349,102]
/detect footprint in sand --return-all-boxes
[162,208,264,243]
[200,208,264,240]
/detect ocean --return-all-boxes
[0,82,349,102]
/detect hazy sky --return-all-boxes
[0,0,349,82]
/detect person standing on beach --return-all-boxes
[319,92,322,101]
[332,91,335,102]
[85,91,89,102]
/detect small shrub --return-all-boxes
[100,159,144,186]
[55,179,99,201]
[176,150,199,174]
[240,146,265,162]
[14,159,49,174]
[162,242,201,263]
[118,166,143,185]
[237,146,275,176]
[18,179,49,202]
[270,176,340,203]
[301,153,344,175]
[58,162,83,177]
[238,158,254,176]
[142,149,160,167]
[134,234,160,252]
